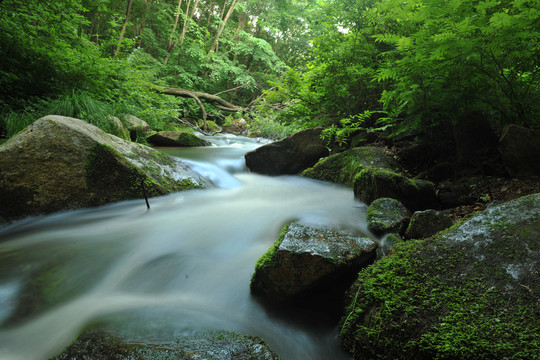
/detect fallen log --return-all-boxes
[149,85,247,132]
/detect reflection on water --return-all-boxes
[0,134,365,360]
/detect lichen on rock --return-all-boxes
[340,193,540,360]
[251,222,376,302]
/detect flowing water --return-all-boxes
[0,134,371,360]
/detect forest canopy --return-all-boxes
[0,0,539,143]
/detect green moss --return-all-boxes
[85,143,200,206]
[175,131,209,147]
[301,147,401,187]
[253,223,290,273]
[340,201,540,359]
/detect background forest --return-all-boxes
[1,0,539,149]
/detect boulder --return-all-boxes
[0,116,207,222]
[301,147,402,187]
[366,198,409,236]
[354,168,438,211]
[498,124,540,177]
[341,193,540,360]
[404,209,453,240]
[147,131,211,147]
[251,222,377,302]
[125,114,152,141]
[222,118,248,135]
[53,329,281,360]
[454,112,498,167]
[245,127,329,175]
[108,116,130,140]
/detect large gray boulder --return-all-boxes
[341,193,540,360]
[147,131,211,147]
[251,222,377,302]
[245,127,329,175]
[53,329,281,360]
[0,116,207,222]
[301,147,402,187]
[498,124,540,177]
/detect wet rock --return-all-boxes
[301,147,402,187]
[436,180,477,208]
[52,329,282,360]
[223,118,248,135]
[251,222,377,302]
[366,198,409,236]
[245,127,329,175]
[0,116,207,222]
[126,114,152,141]
[376,233,403,259]
[354,168,438,211]
[341,193,540,360]
[404,209,453,239]
[498,124,540,177]
[147,131,211,147]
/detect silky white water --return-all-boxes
[0,135,369,360]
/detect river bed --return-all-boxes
[0,134,368,360]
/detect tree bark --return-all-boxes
[153,86,246,112]
[114,0,134,57]
[208,0,239,54]
[149,85,247,132]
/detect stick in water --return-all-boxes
[141,179,150,209]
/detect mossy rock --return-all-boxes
[340,193,540,360]
[354,167,437,211]
[251,223,377,302]
[0,116,207,221]
[52,329,282,360]
[301,147,402,187]
[147,131,211,147]
[404,209,453,240]
[366,198,409,236]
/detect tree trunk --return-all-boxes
[114,0,134,57]
[152,86,246,112]
[208,0,239,55]
[164,0,183,65]
[179,0,199,44]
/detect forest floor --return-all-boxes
[443,175,540,224]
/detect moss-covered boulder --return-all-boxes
[340,193,540,360]
[53,329,282,360]
[147,131,212,147]
[366,198,409,236]
[251,223,377,303]
[125,114,152,141]
[245,127,329,175]
[301,147,402,187]
[354,168,437,211]
[0,115,207,222]
[404,209,453,240]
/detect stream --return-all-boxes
[0,133,370,360]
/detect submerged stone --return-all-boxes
[52,329,282,360]
[341,193,540,360]
[251,223,377,302]
[0,115,207,221]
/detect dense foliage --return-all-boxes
[1,0,538,143]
